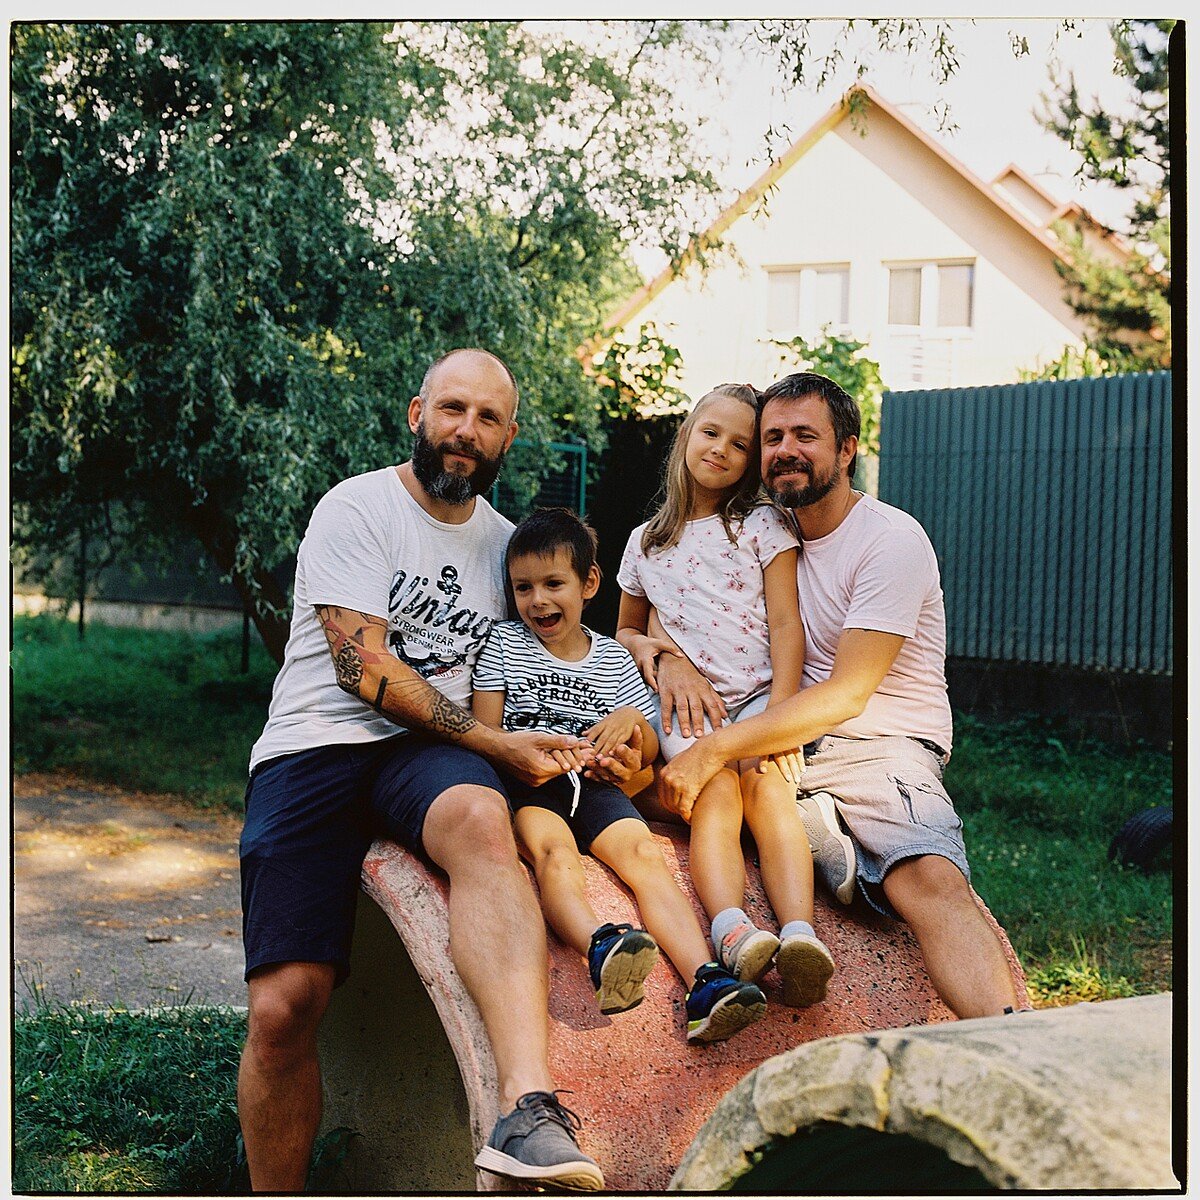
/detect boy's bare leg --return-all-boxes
[591,819,710,980]
[740,763,815,927]
[514,806,601,954]
[421,785,555,1110]
[238,960,336,1191]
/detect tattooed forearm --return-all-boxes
[318,604,478,743]
[428,692,478,740]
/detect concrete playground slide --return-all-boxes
[318,822,1033,1191]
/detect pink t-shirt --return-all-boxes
[795,494,953,751]
[617,505,798,707]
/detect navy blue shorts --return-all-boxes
[240,735,507,984]
[505,773,646,852]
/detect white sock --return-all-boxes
[779,920,816,941]
[709,907,751,954]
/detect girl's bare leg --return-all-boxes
[687,767,746,920]
[740,761,815,927]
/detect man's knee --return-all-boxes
[883,854,972,916]
[246,962,336,1069]
[425,784,517,870]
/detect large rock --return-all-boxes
[318,823,1027,1191]
[671,993,1177,1192]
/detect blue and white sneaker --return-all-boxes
[587,923,659,1015]
[685,963,767,1043]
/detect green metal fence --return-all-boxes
[878,372,1172,674]
[490,437,588,521]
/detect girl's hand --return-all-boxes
[628,635,683,692]
[760,748,805,786]
[585,708,638,758]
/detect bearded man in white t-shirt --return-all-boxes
[657,372,1020,1020]
[238,349,622,1191]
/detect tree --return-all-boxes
[1036,19,1172,371]
[12,22,721,660]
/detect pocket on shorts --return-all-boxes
[892,773,962,835]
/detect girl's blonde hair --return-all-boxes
[641,383,763,556]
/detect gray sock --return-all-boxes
[709,907,750,954]
[779,920,816,941]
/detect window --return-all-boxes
[766,265,850,334]
[886,261,975,328]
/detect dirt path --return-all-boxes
[13,773,247,1011]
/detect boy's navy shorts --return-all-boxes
[240,734,507,985]
[505,772,646,852]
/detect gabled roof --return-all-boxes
[594,84,1119,347]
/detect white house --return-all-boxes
[596,85,1129,397]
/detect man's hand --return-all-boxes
[500,731,590,788]
[655,651,727,739]
[582,723,642,785]
[658,736,724,822]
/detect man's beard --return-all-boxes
[411,422,507,506]
[766,457,841,509]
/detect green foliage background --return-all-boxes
[11,21,722,659]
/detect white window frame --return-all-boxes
[883,259,975,333]
[765,263,851,337]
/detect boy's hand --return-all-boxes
[585,708,639,758]
[582,724,642,785]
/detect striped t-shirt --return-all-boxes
[472,620,656,737]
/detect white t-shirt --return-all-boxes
[473,620,656,737]
[249,467,513,771]
[616,505,799,707]
[795,493,953,752]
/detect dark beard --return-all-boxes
[767,459,840,509]
[411,423,507,506]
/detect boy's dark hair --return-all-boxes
[505,507,599,583]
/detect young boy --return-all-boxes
[472,508,767,1043]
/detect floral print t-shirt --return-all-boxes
[616,505,799,708]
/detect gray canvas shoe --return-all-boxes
[798,791,857,905]
[716,920,780,984]
[474,1091,604,1190]
[776,931,836,1008]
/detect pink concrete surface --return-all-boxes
[362,823,1027,1192]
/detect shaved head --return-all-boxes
[419,348,519,420]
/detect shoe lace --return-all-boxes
[516,1089,584,1134]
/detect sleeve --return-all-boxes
[843,528,932,638]
[471,623,509,692]
[301,482,395,617]
[609,644,657,723]
[750,505,800,570]
[615,526,648,597]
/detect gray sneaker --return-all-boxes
[474,1091,604,1190]
[776,931,836,1008]
[798,791,857,905]
[716,920,780,983]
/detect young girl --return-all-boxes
[616,383,836,1008]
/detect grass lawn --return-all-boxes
[12,613,278,810]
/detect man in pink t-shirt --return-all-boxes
[657,372,1020,1020]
